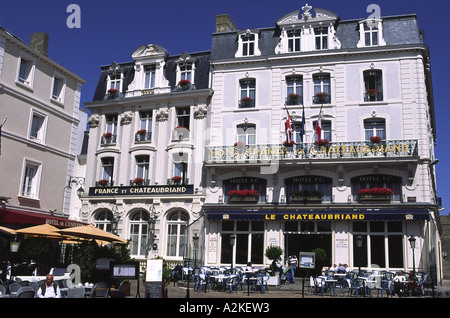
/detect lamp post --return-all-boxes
[230,234,236,274]
[186,233,199,298]
[355,235,363,276]
[408,236,416,274]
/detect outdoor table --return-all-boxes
[246,277,258,296]
[325,279,338,296]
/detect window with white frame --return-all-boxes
[135,155,150,182]
[313,74,331,104]
[51,74,65,102]
[17,54,35,87]
[21,160,41,198]
[314,120,331,141]
[176,107,190,130]
[94,210,113,232]
[103,114,118,143]
[286,75,303,105]
[136,111,152,142]
[29,111,47,143]
[237,124,256,145]
[235,30,261,57]
[314,27,328,50]
[144,65,156,89]
[364,118,385,140]
[287,30,301,52]
[166,210,188,257]
[239,78,256,108]
[100,157,114,186]
[109,73,122,91]
[130,210,150,257]
[179,62,192,82]
[363,70,383,101]
[357,19,386,48]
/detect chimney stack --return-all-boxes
[30,32,49,56]
[215,14,238,33]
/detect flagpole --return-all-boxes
[0,116,7,127]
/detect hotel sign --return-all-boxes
[88,185,194,197]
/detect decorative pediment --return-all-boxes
[175,52,198,65]
[276,5,339,27]
[131,44,169,61]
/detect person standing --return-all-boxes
[287,253,298,283]
[37,274,61,298]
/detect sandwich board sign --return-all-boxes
[145,259,163,298]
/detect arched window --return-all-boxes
[166,211,188,257]
[130,210,150,257]
[94,210,113,232]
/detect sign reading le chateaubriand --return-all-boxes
[88,185,194,196]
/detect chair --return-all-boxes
[9,282,21,297]
[30,282,40,292]
[313,277,331,296]
[0,285,6,296]
[91,282,109,298]
[67,286,86,298]
[348,277,370,297]
[17,286,36,298]
[194,274,210,292]
[255,275,270,294]
[225,275,239,294]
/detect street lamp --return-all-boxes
[10,235,20,253]
[408,236,416,274]
[186,233,199,299]
[230,234,236,274]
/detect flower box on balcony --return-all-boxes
[314,139,329,147]
[315,92,329,103]
[239,97,254,108]
[357,188,393,203]
[178,79,191,87]
[370,136,382,144]
[132,178,145,186]
[228,189,260,203]
[171,176,182,184]
[103,132,113,139]
[97,179,109,187]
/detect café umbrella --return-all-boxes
[56,224,127,244]
[15,224,65,239]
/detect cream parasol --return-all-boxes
[56,224,127,244]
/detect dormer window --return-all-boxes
[179,62,192,82]
[235,30,261,58]
[314,27,328,50]
[144,65,156,89]
[287,30,301,52]
[357,19,386,47]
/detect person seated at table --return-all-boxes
[330,264,338,271]
[407,270,418,296]
[336,264,346,273]
[246,262,253,272]
[392,270,406,297]
[36,274,61,298]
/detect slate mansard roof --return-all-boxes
[92,50,211,102]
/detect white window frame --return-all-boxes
[135,155,150,180]
[235,29,261,58]
[287,29,301,52]
[20,159,42,199]
[129,210,150,257]
[166,210,188,258]
[357,19,386,48]
[144,64,156,89]
[28,110,48,144]
[314,27,328,50]
[51,71,66,103]
[16,52,36,89]
[107,72,123,92]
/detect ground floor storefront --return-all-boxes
[203,208,441,279]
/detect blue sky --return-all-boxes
[1,0,449,214]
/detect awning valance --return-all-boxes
[205,208,430,221]
[0,207,87,228]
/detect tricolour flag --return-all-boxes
[285,113,293,143]
[315,111,322,140]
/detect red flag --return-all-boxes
[285,114,293,143]
[316,112,322,140]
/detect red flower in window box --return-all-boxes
[314,139,329,147]
[137,129,147,136]
[370,136,382,143]
[357,188,393,196]
[227,189,260,197]
[240,97,253,104]
[97,179,109,187]
[133,177,145,185]
[367,89,378,97]
[103,132,113,139]
[234,141,246,147]
[178,79,190,87]
[288,93,300,100]
[108,88,118,94]
[283,140,296,147]
[171,176,182,183]
[315,92,328,101]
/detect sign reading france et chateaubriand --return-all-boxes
[88,185,194,197]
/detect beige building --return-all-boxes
[0,26,87,228]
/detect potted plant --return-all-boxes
[137,129,147,136]
[370,136,382,144]
[315,92,328,102]
[288,93,300,104]
[314,139,329,147]
[97,179,109,187]
[240,96,253,106]
[171,176,182,184]
[103,132,113,139]
[367,89,378,97]
[265,245,283,276]
[178,79,190,87]
[228,189,260,202]
[357,187,393,202]
[132,177,145,186]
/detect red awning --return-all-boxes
[0,207,87,228]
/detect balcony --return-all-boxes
[101,133,117,145]
[312,93,331,104]
[239,97,255,108]
[364,90,383,102]
[286,94,303,105]
[104,89,124,100]
[205,139,418,164]
[135,130,152,143]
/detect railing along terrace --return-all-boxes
[205,140,418,163]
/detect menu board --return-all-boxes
[110,262,139,279]
[145,259,164,298]
[298,252,315,269]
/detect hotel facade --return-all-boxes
[83,5,443,281]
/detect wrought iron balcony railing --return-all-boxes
[205,139,418,163]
